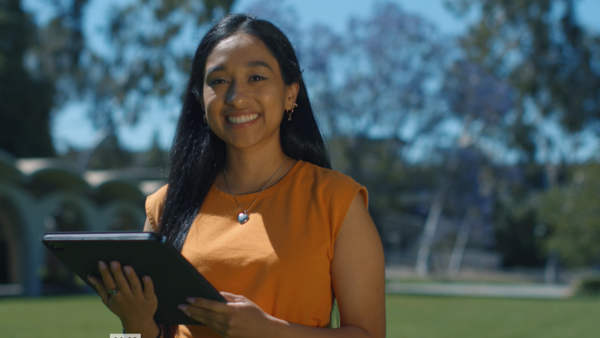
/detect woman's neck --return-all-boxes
[215,138,297,195]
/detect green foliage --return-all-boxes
[491,164,551,267]
[494,197,546,267]
[0,0,55,157]
[144,131,167,168]
[574,275,600,297]
[537,164,600,267]
[86,134,133,170]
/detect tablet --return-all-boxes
[42,231,226,325]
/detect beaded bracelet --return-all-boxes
[122,324,162,338]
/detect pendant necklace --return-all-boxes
[223,157,287,224]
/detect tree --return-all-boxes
[447,0,600,163]
[0,0,55,157]
[492,164,548,268]
[446,0,600,276]
[144,130,167,168]
[33,0,235,131]
[301,2,451,206]
[248,1,450,160]
[2,0,235,160]
[84,134,132,170]
[310,4,453,266]
[537,164,600,267]
[442,60,516,160]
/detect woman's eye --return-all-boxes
[209,79,227,85]
[250,75,266,82]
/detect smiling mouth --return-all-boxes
[226,113,260,124]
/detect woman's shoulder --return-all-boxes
[145,183,168,231]
[297,160,368,207]
[147,183,168,202]
[299,161,362,188]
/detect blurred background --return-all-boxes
[1,0,600,336]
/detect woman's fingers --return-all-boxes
[182,306,227,333]
[123,265,143,296]
[220,292,245,302]
[98,261,118,295]
[187,297,229,313]
[201,315,228,335]
[191,306,228,323]
[88,275,109,305]
[96,261,154,302]
[109,261,133,297]
[142,275,156,300]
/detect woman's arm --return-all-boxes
[268,192,386,338]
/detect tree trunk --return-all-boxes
[544,250,559,284]
[415,192,443,276]
[447,206,477,276]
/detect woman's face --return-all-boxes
[201,33,299,151]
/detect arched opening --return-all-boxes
[108,209,143,231]
[0,197,23,293]
[41,201,89,295]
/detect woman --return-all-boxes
[87,14,385,338]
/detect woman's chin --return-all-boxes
[221,130,282,152]
[222,135,265,150]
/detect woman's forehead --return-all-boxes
[205,33,278,71]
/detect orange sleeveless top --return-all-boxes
[145,160,368,338]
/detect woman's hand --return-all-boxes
[179,292,276,338]
[87,261,159,332]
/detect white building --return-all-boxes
[0,149,165,297]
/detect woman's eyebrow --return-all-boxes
[205,61,272,78]
[206,65,225,77]
[245,60,272,71]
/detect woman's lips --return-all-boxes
[226,113,260,124]
[224,112,261,128]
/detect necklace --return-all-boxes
[222,157,287,224]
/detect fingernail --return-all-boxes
[87,275,94,283]
[124,266,131,274]
[143,276,150,282]
[178,305,187,311]
[111,261,118,270]
[99,261,106,270]
[186,297,194,303]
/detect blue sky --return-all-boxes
[47,0,600,154]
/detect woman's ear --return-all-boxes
[286,82,300,109]
[193,93,205,111]
[191,85,206,111]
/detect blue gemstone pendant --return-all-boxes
[237,212,250,224]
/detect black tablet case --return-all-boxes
[42,231,226,325]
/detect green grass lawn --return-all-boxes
[0,294,598,337]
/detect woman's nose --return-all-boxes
[225,80,249,107]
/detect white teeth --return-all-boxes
[226,113,259,124]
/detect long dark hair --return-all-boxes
[159,14,330,335]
